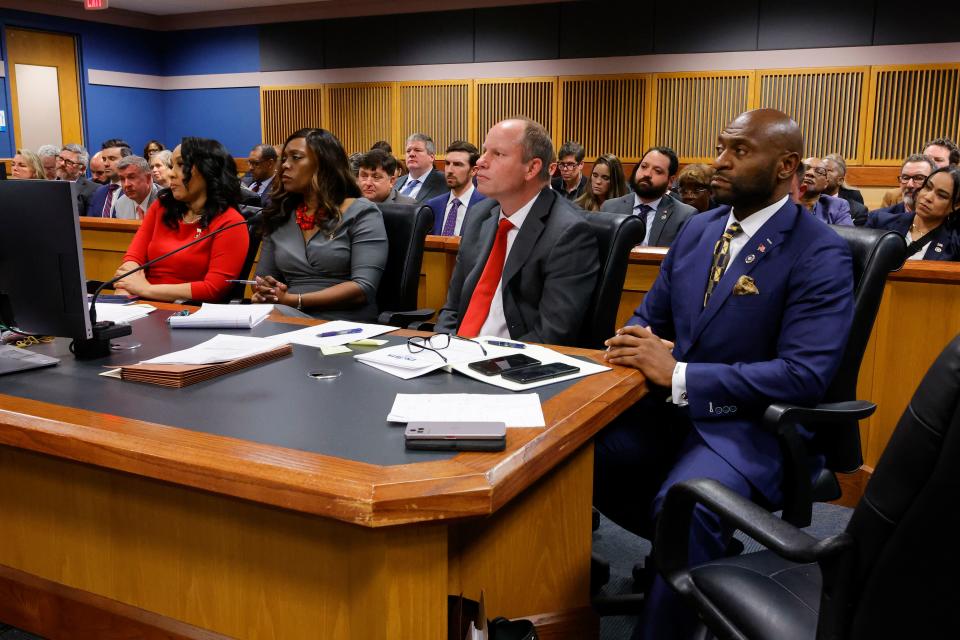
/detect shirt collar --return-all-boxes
[728,195,789,238]
[407,167,431,182]
[499,192,539,229]
[450,183,474,205]
[633,193,662,212]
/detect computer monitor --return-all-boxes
[0,179,92,340]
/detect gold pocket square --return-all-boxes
[733,275,759,296]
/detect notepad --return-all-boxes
[93,303,155,324]
[168,303,274,329]
[387,393,545,428]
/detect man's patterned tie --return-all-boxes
[703,221,742,307]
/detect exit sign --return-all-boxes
[84,0,109,9]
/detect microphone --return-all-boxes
[73,210,262,359]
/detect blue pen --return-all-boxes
[485,339,525,349]
[317,327,363,338]
[166,310,191,323]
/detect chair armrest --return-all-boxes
[654,478,853,579]
[409,321,436,332]
[763,400,876,429]
[377,308,435,328]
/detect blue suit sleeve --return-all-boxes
[832,199,854,226]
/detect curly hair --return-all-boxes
[158,137,241,231]
[263,128,360,235]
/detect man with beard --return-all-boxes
[593,109,854,640]
[798,156,853,226]
[426,140,486,236]
[871,154,936,219]
[601,146,696,246]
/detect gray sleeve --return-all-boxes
[347,204,388,303]
[254,233,278,280]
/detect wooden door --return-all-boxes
[5,28,83,150]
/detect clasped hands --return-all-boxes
[251,275,293,305]
[603,325,676,387]
[112,262,151,297]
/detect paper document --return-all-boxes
[93,303,155,324]
[262,320,394,349]
[450,339,610,391]
[388,393,545,428]
[168,303,274,329]
[141,334,277,365]
[355,338,509,379]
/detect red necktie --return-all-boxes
[458,218,514,337]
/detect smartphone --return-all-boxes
[501,362,580,384]
[404,421,507,451]
[467,354,540,376]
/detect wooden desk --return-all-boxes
[0,309,645,639]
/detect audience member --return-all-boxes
[823,154,868,225]
[594,108,854,640]
[101,138,131,151]
[426,140,486,235]
[36,144,60,179]
[675,163,716,213]
[348,152,364,175]
[86,143,133,217]
[435,118,599,344]
[394,133,446,202]
[551,141,588,200]
[922,137,960,168]
[873,154,937,217]
[143,140,164,159]
[357,150,416,204]
[244,143,278,207]
[252,128,388,322]
[112,155,159,220]
[149,149,174,188]
[112,137,248,302]
[798,156,853,225]
[574,153,627,212]
[867,167,960,261]
[89,152,108,184]
[370,140,392,154]
[601,146,697,246]
[10,150,45,179]
[56,143,98,214]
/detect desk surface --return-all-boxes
[0,306,645,527]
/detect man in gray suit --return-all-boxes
[601,146,697,247]
[393,133,447,202]
[357,150,417,204]
[435,118,599,346]
[112,155,158,219]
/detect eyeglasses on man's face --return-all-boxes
[558,161,580,170]
[899,174,928,185]
[57,155,81,167]
[406,334,488,363]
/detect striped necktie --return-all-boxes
[703,221,742,308]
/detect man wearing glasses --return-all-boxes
[55,143,99,216]
[872,154,937,218]
[551,141,588,201]
[243,144,278,207]
[797,156,853,226]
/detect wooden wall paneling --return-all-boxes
[473,77,558,146]
[323,82,396,154]
[557,75,648,162]
[259,85,325,146]
[398,80,472,157]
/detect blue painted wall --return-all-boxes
[163,87,261,157]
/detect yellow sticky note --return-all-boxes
[320,344,353,356]
[348,339,389,347]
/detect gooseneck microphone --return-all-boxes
[73,210,262,359]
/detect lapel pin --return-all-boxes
[745,254,756,264]
[660,214,667,220]
[935,243,943,253]
[757,244,766,253]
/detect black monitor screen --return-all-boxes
[0,179,91,339]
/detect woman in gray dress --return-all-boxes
[251,128,388,321]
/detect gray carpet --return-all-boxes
[594,502,854,640]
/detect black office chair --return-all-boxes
[654,332,960,640]
[576,212,645,349]
[221,204,264,303]
[374,203,436,327]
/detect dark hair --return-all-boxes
[515,118,554,182]
[574,153,628,212]
[358,149,398,175]
[923,137,960,166]
[263,128,361,235]
[371,140,392,154]
[445,140,480,167]
[158,137,241,231]
[101,138,131,151]
[922,166,960,230]
[640,146,679,177]
[143,140,164,158]
[902,153,937,173]
[253,143,278,162]
[558,141,585,163]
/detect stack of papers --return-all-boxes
[355,337,501,379]
[168,303,274,329]
[261,320,395,349]
[142,334,277,365]
[388,393,545,427]
[93,303,155,324]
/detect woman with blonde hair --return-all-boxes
[10,149,46,179]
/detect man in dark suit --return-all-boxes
[594,109,854,639]
[435,118,599,346]
[600,146,697,246]
[868,153,936,220]
[393,133,446,203]
[823,155,868,225]
[357,150,416,205]
[243,144,277,208]
[55,143,98,216]
[426,140,486,236]
[551,141,588,200]
[85,142,132,217]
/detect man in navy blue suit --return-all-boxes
[594,109,854,639]
[425,140,487,236]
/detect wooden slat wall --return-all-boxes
[866,64,960,165]
[757,67,868,163]
[399,81,473,156]
[651,72,753,163]
[474,78,557,145]
[324,83,394,154]
[557,75,648,162]
[260,86,325,147]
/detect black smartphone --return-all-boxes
[467,353,541,376]
[501,362,580,384]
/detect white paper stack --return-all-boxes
[141,334,279,365]
[93,303,155,324]
[262,320,395,349]
[168,303,274,329]
[355,338,511,379]
[387,393,546,427]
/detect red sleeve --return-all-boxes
[189,208,250,301]
[121,199,159,264]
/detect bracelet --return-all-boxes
[297,293,303,310]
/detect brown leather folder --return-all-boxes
[120,344,292,388]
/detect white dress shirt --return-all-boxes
[443,184,475,236]
[251,175,274,195]
[477,194,537,338]
[401,168,431,200]
[671,195,788,405]
[635,194,663,246]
